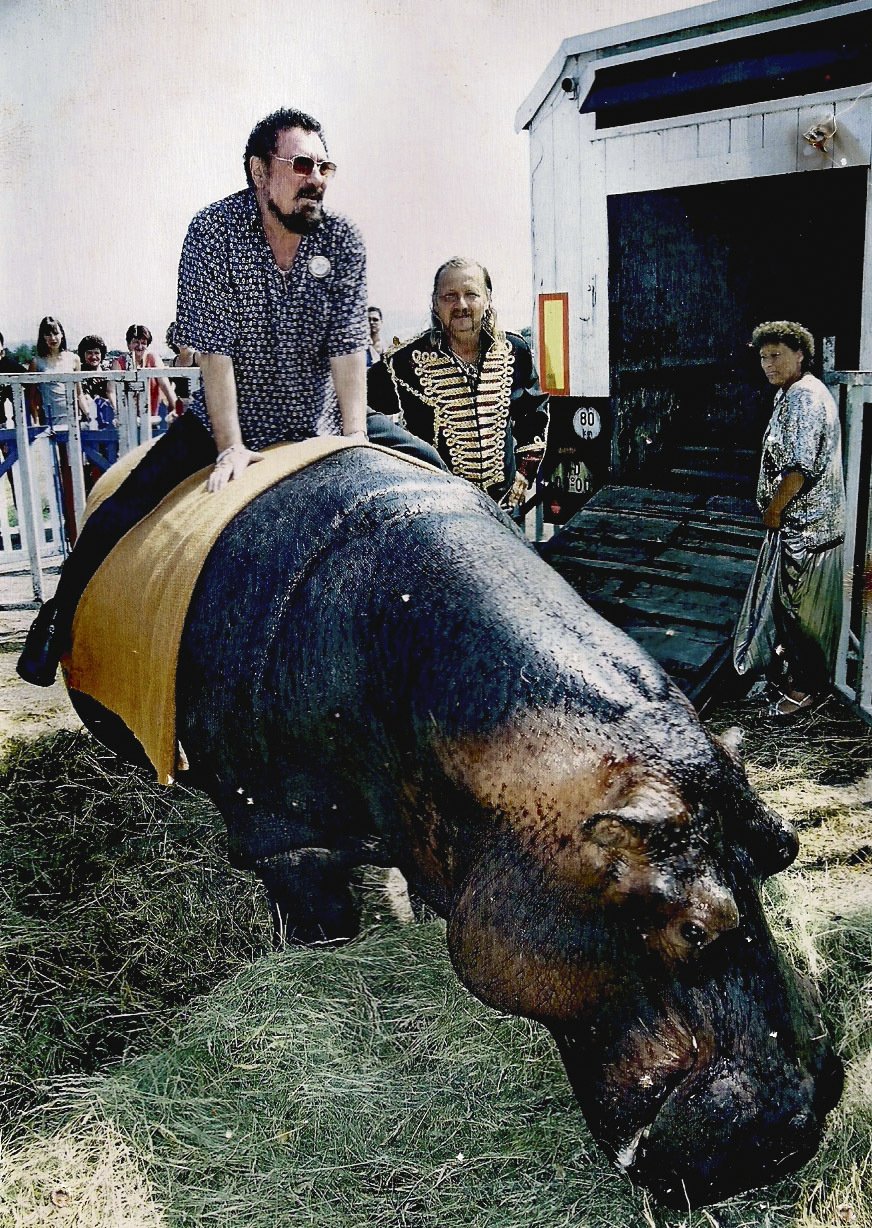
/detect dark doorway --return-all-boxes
[608,168,867,493]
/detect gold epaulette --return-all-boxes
[383,329,431,361]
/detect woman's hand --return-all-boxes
[763,469,804,531]
[762,503,782,530]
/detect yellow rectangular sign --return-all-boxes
[538,293,569,394]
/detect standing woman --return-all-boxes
[29,316,85,545]
[29,316,84,426]
[165,320,196,415]
[734,321,846,719]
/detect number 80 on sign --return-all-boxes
[572,406,602,440]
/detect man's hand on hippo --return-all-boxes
[207,443,265,493]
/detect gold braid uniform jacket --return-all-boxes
[366,328,549,501]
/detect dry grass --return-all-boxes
[0,1115,165,1226]
[0,698,869,1228]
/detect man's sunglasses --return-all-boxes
[271,154,337,178]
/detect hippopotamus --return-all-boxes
[68,446,842,1209]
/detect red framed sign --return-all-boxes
[537,292,570,395]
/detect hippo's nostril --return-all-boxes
[681,921,709,947]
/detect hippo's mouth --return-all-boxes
[610,1058,841,1210]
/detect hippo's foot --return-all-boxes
[255,849,362,947]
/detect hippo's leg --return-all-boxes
[200,783,364,946]
[255,849,362,946]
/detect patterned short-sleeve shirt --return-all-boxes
[757,372,846,548]
[176,188,367,450]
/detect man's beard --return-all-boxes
[267,192,324,234]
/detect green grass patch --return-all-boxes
[0,731,270,1122]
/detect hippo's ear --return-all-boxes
[711,736,798,878]
[581,795,683,902]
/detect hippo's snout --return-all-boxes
[624,1051,843,1209]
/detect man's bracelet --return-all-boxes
[215,443,244,465]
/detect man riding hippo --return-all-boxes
[17,105,441,687]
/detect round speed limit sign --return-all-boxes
[572,405,602,441]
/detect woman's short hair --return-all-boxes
[125,323,152,346]
[77,334,107,361]
[36,316,67,357]
[751,320,815,369]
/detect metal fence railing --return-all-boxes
[0,367,200,606]
[824,351,872,723]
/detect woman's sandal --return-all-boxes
[766,691,817,721]
[743,679,779,706]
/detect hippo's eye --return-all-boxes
[680,921,708,948]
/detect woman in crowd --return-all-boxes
[77,334,117,490]
[28,317,86,544]
[112,324,177,423]
[29,316,84,427]
[165,320,196,415]
[733,321,846,719]
[77,334,116,428]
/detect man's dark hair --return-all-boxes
[243,108,327,188]
[368,306,383,319]
[77,334,107,361]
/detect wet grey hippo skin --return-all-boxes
[69,447,842,1209]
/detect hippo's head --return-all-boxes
[548,859,843,1208]
[439,720,842,1207]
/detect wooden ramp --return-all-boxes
[540,485,764,706]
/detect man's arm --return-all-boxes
[176,208,254,489]
[504,336,550,507]
[199,352,263,492]
[326,218,368,441]
[330,349,367,438]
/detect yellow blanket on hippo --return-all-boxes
[63,437,379,785]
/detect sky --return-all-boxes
[1,0,709,353]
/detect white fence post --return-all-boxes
[0,363,200,607]
[826,370,872,722]
[66,383,87,531]
[12,383,46,603]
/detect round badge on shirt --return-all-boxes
[308,255,331,279]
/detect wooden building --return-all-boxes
[516,0,872,713]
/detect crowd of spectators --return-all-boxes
[0,318,196,428]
